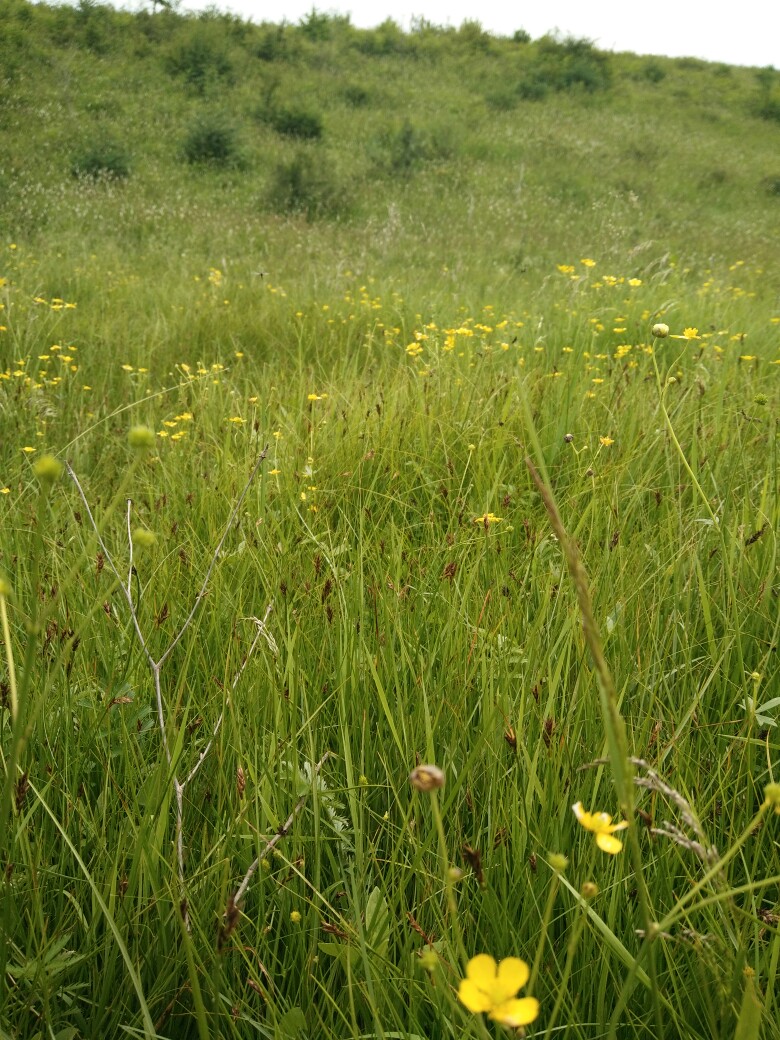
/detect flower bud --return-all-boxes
[409,764,445,792]
[763,782,780,814]
[419,949,439,972]
[652,323,669,339]
[128,425,156,451]
[290,910,302,924]
[132,527,156,550]
[32,455,63,485]
[548,853,568,872]
[581,881,599,900]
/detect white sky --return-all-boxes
[164,0,779,69]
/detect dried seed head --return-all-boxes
[237,765,246,798]
[409,764,445,792]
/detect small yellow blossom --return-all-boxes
[581,258,597,267]
[227,416,245,424]
[474,513,503,525]
[599,436,614,447]
[671,327,699,341]
[1,488,10,495]
[458,955,539,1028]
[628,278,642,287]
[572,801,628,854]
[22,446,36,454]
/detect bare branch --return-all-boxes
[233,751,331,908]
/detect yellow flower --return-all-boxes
[671,327,699,341]
[572,801,628,854]
[474,513,503,525]
[581,258,597,267]
[599,436,614,446]
[458,955,539,1027]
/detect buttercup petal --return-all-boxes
[596,832,624,854]
[610,819,629,832]
[465,953,498,988]
[494,957,529,1001]
[490,997,541,1027]
[458,978,494,1014]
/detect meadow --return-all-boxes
[1,2,780,1038]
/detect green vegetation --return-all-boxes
[0,2,779,1038]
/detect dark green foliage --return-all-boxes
[254,24,290,62]
[352,19,411,57]
[761,174,780,196]
[70,138,130,180]
[524,34,613,95]
[485,87,520,111]
[266,106,324,140]
[165,26,233,94]
[456,20,493,53]
[641,60,667,83]
[752,69,780,122]
[182,115,241,164]
[265,150,344,218]
[513,29,531,44]
[372,120,454,177]
[342,83,371,107]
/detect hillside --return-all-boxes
[2,0,780,308]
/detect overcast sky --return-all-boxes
[164,0,779,68]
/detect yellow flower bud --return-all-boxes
[128,425,156,451]
[32,454,63,484]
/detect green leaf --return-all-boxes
[734,972,762,1040]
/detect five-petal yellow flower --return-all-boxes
[572,802,628,854]
[458,954,540,1027]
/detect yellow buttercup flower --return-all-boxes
[458,955,540,1028]
[572,801,628,854]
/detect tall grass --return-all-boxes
[1,3,779,1038]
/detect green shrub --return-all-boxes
[641,60,666,83]
[182,116,241,165]
[371,120,454,178]
[265,150,344,219]
[531,34,612,94]
[342,83,371,107]
[71,139,130,180]
[254,24,290,61]
[517,75,550,101]
[485,88,520,111]
[165,27,232,94]
[267,106,323,140]
[513,29,531,44]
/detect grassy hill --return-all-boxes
[0,4,779,1039]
